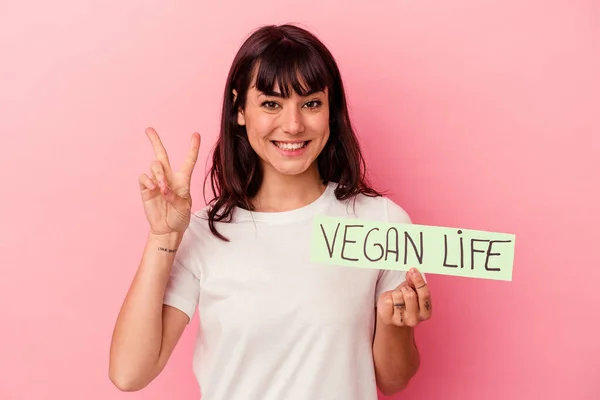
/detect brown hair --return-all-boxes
[201,24,381,240]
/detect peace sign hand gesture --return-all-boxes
[377,267,432,327]
[139,127,201,236]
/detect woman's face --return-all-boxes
[235,77,330,179]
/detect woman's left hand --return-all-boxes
[376,267,432,327]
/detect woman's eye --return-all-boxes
[304,100,322,109]
[262,101,279,109]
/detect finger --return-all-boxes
[138,174,157,191]
[180,132,201,178]
[408,267,427,291]
[404,269,415,288]
[391,288,405,326]
[146,127,171,169]
[400,285,419,327]
[150,160,168,187]
[146,168,181,208]
[408,267,432,320]
[378,292,395,325]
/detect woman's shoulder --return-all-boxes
[330,184,412,225]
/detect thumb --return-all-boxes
[164,186,190,213]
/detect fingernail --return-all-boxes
[410,268,417,276]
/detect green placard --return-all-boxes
[310,216,516,281]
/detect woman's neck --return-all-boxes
[251,166,326,212]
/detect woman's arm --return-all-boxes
[108,232,188,391]
[372,316,420,396]
[372,267,431,396]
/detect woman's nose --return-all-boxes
[281,106,304,135]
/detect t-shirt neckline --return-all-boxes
[232,181,336,223]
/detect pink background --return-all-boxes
[1,1,598,399]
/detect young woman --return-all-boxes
[109,23,432,399]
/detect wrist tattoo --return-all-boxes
[158,246,177,253]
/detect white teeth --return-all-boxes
[275,141,307,150]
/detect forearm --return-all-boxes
[372,313,420,396]
[109,232,182,388]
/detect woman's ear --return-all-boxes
[232,89,246,126]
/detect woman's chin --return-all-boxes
[266,159,315,177]
[274,165,310,176]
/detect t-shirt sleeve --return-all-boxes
[163,227,201,322]
[374,197,426,304]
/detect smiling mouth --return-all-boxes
[271,140,310,151]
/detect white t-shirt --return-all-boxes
[163,181,412,400]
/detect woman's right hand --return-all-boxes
[139,127,201,236]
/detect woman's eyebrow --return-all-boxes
[260,89,324,98]
[259,91,283,98]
